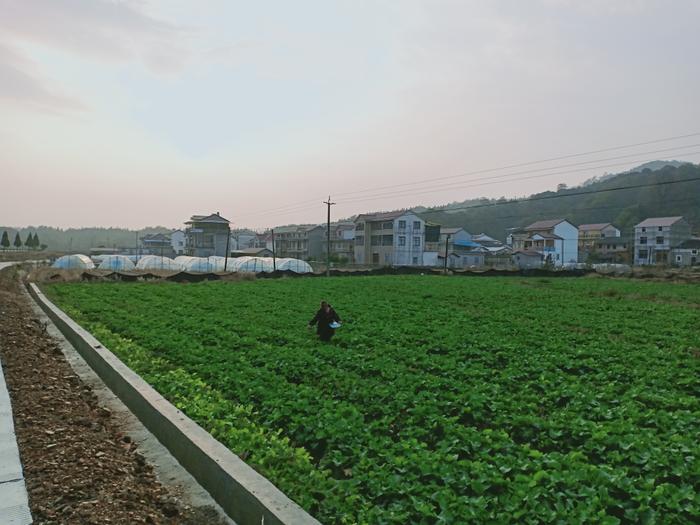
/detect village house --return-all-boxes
[434,228,487,268]
[185,212,231,257]
[671,238,700,267]
[321,222,356,263]
[171,229,185,256]
[594,236,633,264]
[272,225,325,260]
[634,216,692,265]
[472,233,512,266]
[353,210,429,266]
[578,223,620,260]
[140,233,174,257]
[511,219,578,267]
[511,250,543,269]
[229,229,259,251]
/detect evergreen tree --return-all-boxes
[13,232,22,248]
[33,232,40,249]
[25,232,34,249]
[0,231,9,249]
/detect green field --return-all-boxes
[45,276,700,524]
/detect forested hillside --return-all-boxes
[0,226,173,251]
[420,163,700,239]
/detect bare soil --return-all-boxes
[0,265,227,524]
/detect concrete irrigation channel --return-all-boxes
[27,282,321,525]
[1,263,237,524]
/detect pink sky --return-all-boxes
[2,0,700,230]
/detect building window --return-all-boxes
[382,221,393,230]
[413,236,421,247]
[354,235,364,245]
[692,249,698,255]
[371,236,380,246]
[372,253,379,264]
[658,226,663,232]
[640,237,647,245]
[382,234,393,246]
[676,255,683,262]
[641,227,646,232]
[413,221,421,230]
[412,257,418,264]
[398,236,406,246]
[356,222,364,231]
[638,249,648,259]
[398,220,406,229]
[656,236,664,244]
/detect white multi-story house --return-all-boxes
[171,229,186,256]
[511,218,578,267]
[354,210,428,266]
[634,216,691,265]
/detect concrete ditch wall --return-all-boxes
[27,283,320,525]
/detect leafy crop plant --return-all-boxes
[45,276,700,524]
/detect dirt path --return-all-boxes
[0,265,227,524]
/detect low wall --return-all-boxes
[27,283,320,525]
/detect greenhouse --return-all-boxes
[276,258,313,273]
[52,254,95,270]
[235,257,276,273]
[181,257,223,273]
[174,256,196,266]
[207,256,232,272]
[98,255,136,271]
[135,255,184,271]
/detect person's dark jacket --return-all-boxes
[308,306,341,339]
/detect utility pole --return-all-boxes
[443,234,450,275]
[324,195,335,277]
[224,224,231,272]
[271,228,276,271]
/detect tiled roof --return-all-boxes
[186,212,231,224]
[634,216,685,228]
[578,223,612,231]
[530,232,562,240]
[355,210,411,222]
[525,218,568,231]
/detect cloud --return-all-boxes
[0,42,84,111]
[0,0,188,73]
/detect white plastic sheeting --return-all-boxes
[174,256,196,266]
[98,255,136,271]
[135,255,183,271]
[275,258,313,273]
[52,254,95,270]
[235,257,276,273]
[207,256,231,272]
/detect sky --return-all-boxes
[1,0,700,230]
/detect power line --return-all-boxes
[336,149,700,206]
[333,132,700,199]
[235,131,700,220]
[253,154,700,220]
[415,175,700,216]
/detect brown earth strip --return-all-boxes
[0,266,226,525]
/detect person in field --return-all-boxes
[308,301,341,342]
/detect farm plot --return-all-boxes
[44,276,700,524]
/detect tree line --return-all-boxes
[0,231,45,250]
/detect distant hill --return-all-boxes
[0,226,173,251]
[620,159,690,174]
[418,162,700,239]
